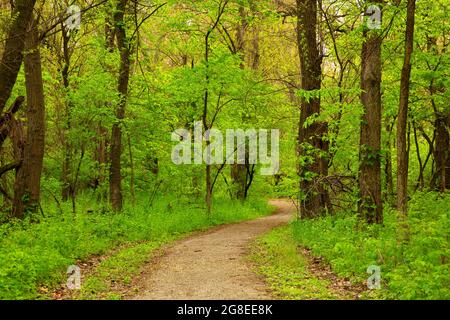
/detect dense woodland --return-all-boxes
[0,0,448,300]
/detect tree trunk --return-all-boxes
[109,0,130,212]
[95,8,115,201]
[358,0,383,224]
[205,157,212,214]
[202,1,227,214]
[0,0,37,114]
[128,134,135,206]
[412,122,424,190]
[61,25,73,202]
[384,119,394,200]
[12,16,45,218]
[396,0,416,215]
[231,4,249,201]
[296,0,330,218]
[434,113,450,192]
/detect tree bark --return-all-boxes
[110,0,131,212]
[412,122,424,189]
[384,118,394,200]
[128,134,136,206]
[203,1,228,214]
[231,4,249,201]
[396,0,416,215]
[0,0,37,114]
[296,0,330,218]
[12,16,46,218]
[433,112,450,192]
[358,0,383,224]
[61,25,73,202]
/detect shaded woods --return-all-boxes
[0,0,448,300]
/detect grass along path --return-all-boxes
[250,226,368,300]
[53,200,288,300]
[130,199,293,300]
[52,199,370,300]
[26,198,273,300]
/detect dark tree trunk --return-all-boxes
[396,0,416,215]
[0,0,37,114]
[412,122,424,190]
[296,0,330,218]
[415,126,434,190]
[12,17,45,218]
[110,0,131,212]
[0,97,24,208]
[231,161,248,201]
[203,1,228,214]
[433,113,450,192]
[358,0,383,224]
[384,118,394,200]
[95,125,109,198]
[426,36,449,192]
[231,4,249,201]
[61,25,73,202]
[95,7,115,200]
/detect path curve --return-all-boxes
[131,199,295,300]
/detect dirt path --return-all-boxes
[130,199,295,300]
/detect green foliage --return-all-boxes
[0,195,272,300]
[291,192,450,299]
[0,0,448,302]
[251,226,342,300]
[73,241,164,300]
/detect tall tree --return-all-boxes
[110,0,131,211]
[358,0,383,224]
[60,18,73,202]
[12,16,46,218]
[296,0,330,218]
[203,0,228,214]
[433,110,450,192]
[0,0,37,114]
[424,37,449,192]
[230,4,248,201]
[397,0,416,215]
[230,2,259,201]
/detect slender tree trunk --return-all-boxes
[415,126,433,190]
[61,25,73,202]
[204,40,212,214]
[203,1,228,214]
[397,0,416,215]
[296,0,330,218]
[13,17,45,218]
[358,0,383,224]
[0,0,37,114]
[249,1,260,71]
[385,119,394,200]
[231,4,249,201]
[110,0,130,212]
[95,8,116,201]
[412,122,424,189]
[434,113,450,192]
[205,158,212,214]
[128,134,135,206]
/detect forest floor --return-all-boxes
[129,199,293,300]
[54,199,366,300]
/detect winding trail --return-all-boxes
[131,199,295,300]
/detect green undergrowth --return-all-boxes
[0,195,272,300]
[292,191,449,300]
[250,226,344,300]
[72,240,168,300]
